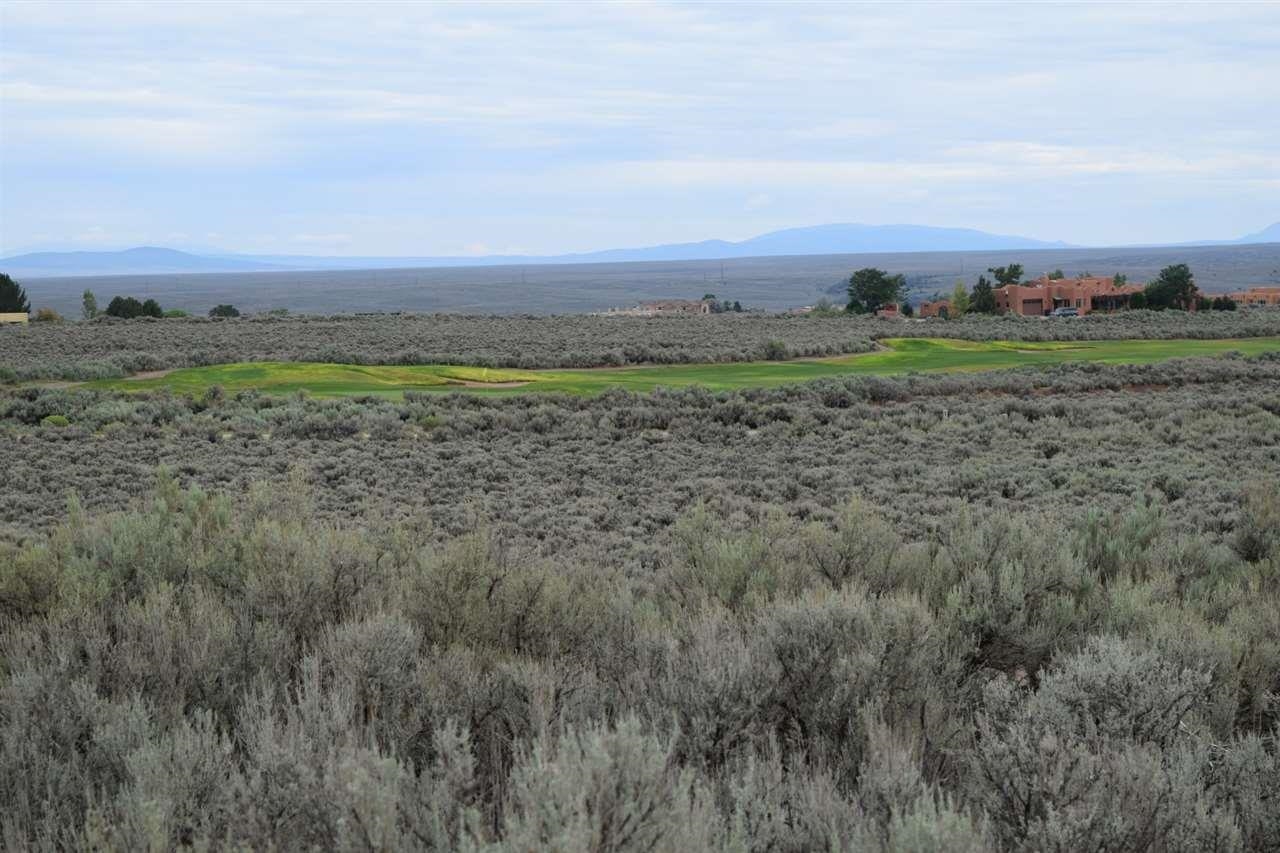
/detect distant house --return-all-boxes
[606,299,712,317]
[0,312,29,325]
[994,274,1144,317]
[874,303,902,319]
[1226,286,1280,307]
[918,299,952,319]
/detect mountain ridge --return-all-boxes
[3,221,1276,278]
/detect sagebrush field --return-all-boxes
[3,311,1280,851]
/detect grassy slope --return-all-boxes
[87,337,1280,397]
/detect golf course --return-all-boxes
[85,336,1280,397]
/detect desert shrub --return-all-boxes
[500,718,722,852]
[1207,730,1280,849]
[666,505,808,612]
[751,588,960,781]
[0,674,155,848]
[761,339,789,360]
[882,792,994,853]
[648,608,761,773]
[939,509,1100,679]
[403,527,623,660]
[1072,500,1164,582]
[1233,481,1279,563]
[968,637,1235,850]
[800,496,902,590]
[319,614,423,748]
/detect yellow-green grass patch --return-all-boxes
[84,336,1280,398]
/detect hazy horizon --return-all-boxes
[3,2,1279,256]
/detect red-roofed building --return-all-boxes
[994,275,1145,317]
[918,299,952,319]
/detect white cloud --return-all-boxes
[291,233,352,245]
[1,1,1277,251]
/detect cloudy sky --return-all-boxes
[2,1,1277,256]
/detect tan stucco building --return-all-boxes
[1226,287,1280,307]
[994,275,1144,316]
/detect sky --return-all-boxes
[1,1,1278,257]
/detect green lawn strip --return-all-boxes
[83,337,1280,398]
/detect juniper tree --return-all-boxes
[0,272,30,313]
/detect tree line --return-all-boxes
[0,275,241,321]
[847,262,1240,316]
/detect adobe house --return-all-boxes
[0,312,30,325]
[994,275,1144,316]
[1227,287,1280,307]
[874,303,902,319]
[918,299,952,319]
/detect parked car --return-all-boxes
[1049,307,1080,317]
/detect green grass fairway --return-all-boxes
[86,337,1280,398]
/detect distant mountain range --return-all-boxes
[3,221,1276,278]
[1168,221,1280,247]
[0,246,290,277]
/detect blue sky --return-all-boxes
[2,1,1277,256]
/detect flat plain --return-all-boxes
[17,240,1280,317]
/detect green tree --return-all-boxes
[1047,269,1065,280]
[1130,291,1148,310]
[900,300,914,317]
[987,264,1024,287]
[1143,264,1197,310]
[732,300,742,312]
[950,281,970,316]
[0,273,30,313]
[81,289,98,320]
[970,275,996,314]
[141,298,163,318]
[209,304,241,318]
[106,296,144,318]
[847,267,905,314]
[1113,273,1127,287]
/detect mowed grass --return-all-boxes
[87,337,1280,398]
